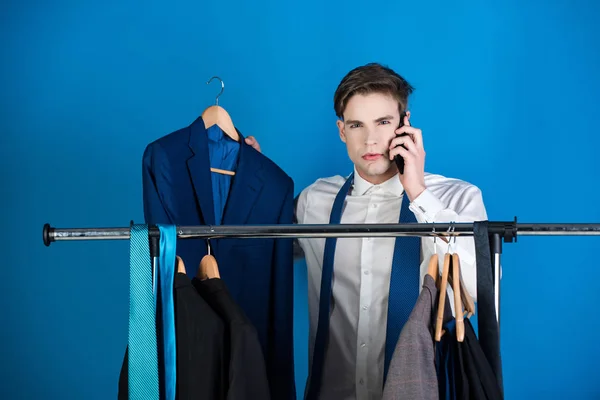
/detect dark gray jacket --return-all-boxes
[382,274,438,400]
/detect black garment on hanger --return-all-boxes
[474,221,503,394]
[461,318,503,399]
[435,292,468,400]
[435,316,503,399]
[434,221,505,400]
[193,277,271,400]
[118,272,227,400]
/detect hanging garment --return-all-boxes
[126,224,159,400]
[382,274,439,400]
[473,221,503,394]
[157,224,177,400]
[118,225,177,400]
[435,297,468,400]
[119,272,227,400]
[435,312,503,400]
[305,171,421,400]
[433,222,504,400]
[142,116,296,399]
[193,277,271,400]
[459,318,503,399]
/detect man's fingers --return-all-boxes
[395,126,423,150]
[412,128,423,149]
[390,135,418,155]
[245,136,261,152]
[389,144,412,161]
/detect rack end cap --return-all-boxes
[43,223,53,246]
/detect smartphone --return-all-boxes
[393,111,408,174]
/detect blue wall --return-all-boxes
[2,0,599,398]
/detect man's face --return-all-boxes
[337,92,401,184]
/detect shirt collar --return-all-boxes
[351,166,405,197]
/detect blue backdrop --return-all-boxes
[2,0,599,398]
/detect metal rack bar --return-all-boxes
[42,220,600,246]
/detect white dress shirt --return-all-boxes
[295,167,488,400]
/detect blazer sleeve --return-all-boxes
[142,142,172,225]
[268,178,297,400]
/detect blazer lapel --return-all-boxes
[186,117,216,225]
[222,142,264,225]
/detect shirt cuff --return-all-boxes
[408,188,447,223]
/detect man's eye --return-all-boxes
[380,120,390,125]
[350,123,361,128]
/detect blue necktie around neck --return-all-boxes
[128,224,160,400]
[385,185,422,377]
[305,172,421,399]
[157,224,177,400]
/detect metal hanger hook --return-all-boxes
[451,221,458,246]
[206,239,212,256]
[432,223,437,246]
[447,222,456,253]
[206,76,224,106]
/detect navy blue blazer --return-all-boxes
[142,116,296,399]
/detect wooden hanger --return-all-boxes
[198,240,220,280]
[448,254,476,319]
[202,76,239,176]
[427,234,441,287]
[176,255,186,274]
[435,252,452,341]
[427,253,439,284]
[199,255,220,280]
[451,253,465,342]
[434,227,475,319]
[434,252,465,342]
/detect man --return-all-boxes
[245,62,487,400]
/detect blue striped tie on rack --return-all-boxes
[127,224,177,400]
[128,224,160,399]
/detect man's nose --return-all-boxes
[364,127,378,145]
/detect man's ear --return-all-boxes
[337,119,346,143]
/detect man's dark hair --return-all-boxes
[333,62,414,119]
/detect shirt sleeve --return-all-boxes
[408,185,488,302]
[294,187,309,224]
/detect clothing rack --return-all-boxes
[42,219,600,243]
[42,219,600,327]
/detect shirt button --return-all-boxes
[361,343,367,348]
[364,270,370,275]
[359,378,364,385]
[362,305,368,310]
[372,204,377,208]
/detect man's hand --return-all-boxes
[388,113,426,202]
[245,136,261,153]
